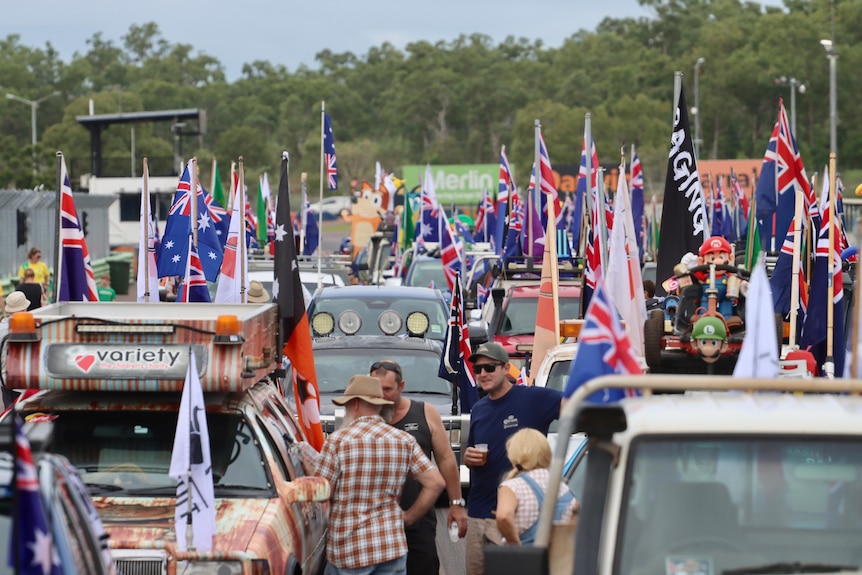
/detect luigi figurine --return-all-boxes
[690,316,728,364]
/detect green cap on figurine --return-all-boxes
[692,316,727,340]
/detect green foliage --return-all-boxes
[0,5,860,195]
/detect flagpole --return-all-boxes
[143,157,152,302]
[191,158,199,250]
[598,167,608,267]
[299,173,307,257]
[186,346,195,552]
[852,253,862,378]
[54,152,64,304]
[210,158,217,198]
[319,102,325,284]
[532,120,541,264]
[239,157,247,302]
[824,152,837,378]
[789,187,803,348]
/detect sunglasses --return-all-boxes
[370,361,402,377]
[473,362,504,374]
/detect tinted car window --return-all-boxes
[499,297,580,335]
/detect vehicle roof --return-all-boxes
[616,392,862,437]
[313,284,445,300]
[507,284,581,297]
[13,386,261,413]
[312,334,442,352]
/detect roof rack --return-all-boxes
[499,256,583,280]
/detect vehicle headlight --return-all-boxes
[180,560,242,575]
[311,312,335,336]
[337,310,363,335]
[405,311,429,337]
[378,310,403,335]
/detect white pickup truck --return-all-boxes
[487,375,862,575]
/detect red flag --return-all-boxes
[274,152,324,450]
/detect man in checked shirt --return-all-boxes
[315,374,445,575]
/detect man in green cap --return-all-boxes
[690,316,727,364]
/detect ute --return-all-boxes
[487,375,862,575]
[3,302,330,575]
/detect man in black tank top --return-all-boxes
[371,360,468,575]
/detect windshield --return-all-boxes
[310,296,448,339]
[545,359,572,433]
[617,437,862,575]
[47,411,270,496]
[499,297,581,335]
[314,347,452,396]
[407,260,447,290]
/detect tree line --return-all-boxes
[0,0,858,197]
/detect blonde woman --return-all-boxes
[495,428,578,546]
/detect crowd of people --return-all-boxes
[299,342,576,575]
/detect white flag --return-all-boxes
[214,180,249,303]
[733,263,779,378]
[606,158,646,356]
[136,162,160,302]
[169,350,216,551]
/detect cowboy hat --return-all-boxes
[5,291,31,314]
[331,375,393,406]
[247,280,270,303]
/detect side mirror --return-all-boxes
[469,322,489,345]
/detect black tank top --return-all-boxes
[392,400,436,531]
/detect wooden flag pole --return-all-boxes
[824,153,837,378]
[143,157,151,302]
[238,157,247,302]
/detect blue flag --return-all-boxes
[9,418,62,575]
[324,113,338,190]
[437,274,479,413]
[177,238,212,303]
[58,158,99,302]
[564,280,642,402]
[303,199,319,256]
[158,161,224,282]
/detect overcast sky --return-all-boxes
[2,0,660,81]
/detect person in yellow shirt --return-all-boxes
[18,247,50,286]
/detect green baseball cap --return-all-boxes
[692,316,727,340]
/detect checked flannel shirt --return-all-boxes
[316,414,435,569]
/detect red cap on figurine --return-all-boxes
[784,349,819,377]
[699,236,732,257]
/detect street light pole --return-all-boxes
[693,57,705,159]
[819,40,838,157]
[5,90,62,175]
[775,76,806,137]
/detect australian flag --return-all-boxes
[58,156,98,302]
[324,113,338,190]
[157,161,224,281]
[440,209,463,293]
[564,279,642,402]
[438,273,478,413]
[473,188,496,244]
[754,98,814,251]
[419,167,441,244]
[303,198,320,256]
[177,238,211,303]
[9,418,62,575]
[494,147,516,255]
[204,189,230,246]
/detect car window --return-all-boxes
[407,261,447,289]
[49,411,270,495]
[256,417,290,482]
[499,297,580,335]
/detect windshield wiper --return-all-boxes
[724,562,858,574]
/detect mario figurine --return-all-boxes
[690,316,728,364]
[694,236,746,330]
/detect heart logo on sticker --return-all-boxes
[75,354,96,372]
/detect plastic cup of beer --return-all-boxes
[475,444,488,464]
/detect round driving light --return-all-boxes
[338,310,363,335]
[378,310,403,336]
[311,312,335,336]
[405,311,430,337]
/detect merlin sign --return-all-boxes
[401,164,499,204]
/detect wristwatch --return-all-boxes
[449,498,466,507]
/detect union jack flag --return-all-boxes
[730,168,750,215]
[10,417,62,575]
[770,219,808,320]
[420,165,441,244]
[473,188,496,243]
[538,131,562,228]
[439,209,462,292]
[323,113,338,190]
[754,98,815,249]
[495,146,516,255]
[58,157,98,302]
[437,273,478,412]
[564,279,641,402]
[204,189,230,244]
[178,237,211,303]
